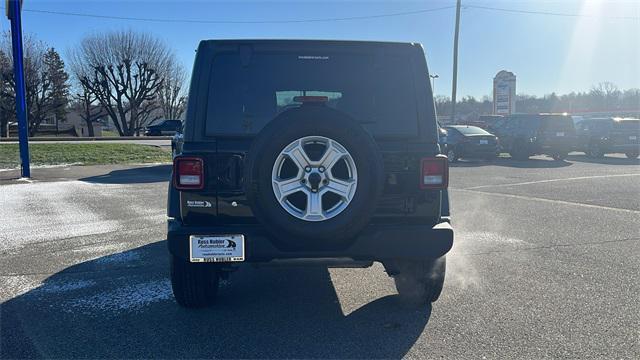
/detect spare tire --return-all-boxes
[244,105,383,250]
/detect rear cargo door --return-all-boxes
[201,42,440,224]
[611,120,640,146]
[538,115,577,146]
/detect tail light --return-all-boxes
[420,156,448,189]
[174,157,204,190]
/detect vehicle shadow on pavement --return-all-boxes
[566,154,640,166]
[450,157,572,169]
[79,164,172,184]
[0,169,20,182]
[1,241,430,359]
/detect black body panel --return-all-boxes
[168,219,453,262]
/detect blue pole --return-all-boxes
[8,0,30,178]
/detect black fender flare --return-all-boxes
[167,173,181,219]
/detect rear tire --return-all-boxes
[392,257,446,305]
[447,149,458,163]
[625,152,639,159]
[587,143,604,158]
[509,146,529,161]
[552,152,567,161]
[170,255,219,308]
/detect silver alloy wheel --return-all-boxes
[272,136,358,221]
[447,149,456,162]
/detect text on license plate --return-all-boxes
[479,140,489,145]
[630,136,637,140]
[190,235,245,263]
[556,132,565,137]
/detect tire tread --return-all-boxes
[170,255,219,308]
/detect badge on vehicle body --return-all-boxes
[186,200,212,208]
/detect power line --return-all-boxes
[1,3,636,25]
[6,5,456,24]
[465,4,640,21]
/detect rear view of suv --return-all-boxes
[575,117,640,159]
[167,40,453,308]
[492,113,577,160]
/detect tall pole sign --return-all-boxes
[7,0,30,178]
[450,0,461,123]
[493,70,517,115]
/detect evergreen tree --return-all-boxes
[43,47,70,123]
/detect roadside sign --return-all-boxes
[493,70,516,116]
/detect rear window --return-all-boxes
[452,126,491,135]
[613,119,640,131]
[206,51,419,137]
[540,115,575,132]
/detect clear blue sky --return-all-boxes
[2,0,639,98]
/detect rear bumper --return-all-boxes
[458,145,499,158]
[167,219,454,262]
[606,144,640,153]
[537,142,574,154]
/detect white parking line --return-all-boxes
[464,173,640,190]
[456,188,640,214]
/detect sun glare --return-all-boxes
[558,0,606,93]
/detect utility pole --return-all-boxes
[450,0,461,123]
[7,0,30,178]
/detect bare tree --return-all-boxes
[69,30,173,136]
[135,99,162,135]
[73,81,105,137]
[590,82,621,110]
[158,61,187,120]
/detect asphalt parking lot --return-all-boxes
[1,154,638,359]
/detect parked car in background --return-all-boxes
[438,125,448,154]
[477,115,504,130]
[443,125,499,162]
[144,119,183,136]
[491,113,576,161]
[571,115,585,126]
[575,117,640,159]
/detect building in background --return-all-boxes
[493,70,516,115]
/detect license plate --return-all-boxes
[630,136,637,140]
[190,235,245,263]
[479,140,489,145]
[556,132,565,137]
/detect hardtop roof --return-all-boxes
[199,39,424,53]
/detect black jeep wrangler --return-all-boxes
[167,40,453,308]
[575,117,640,159]
[491,113,577,160]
